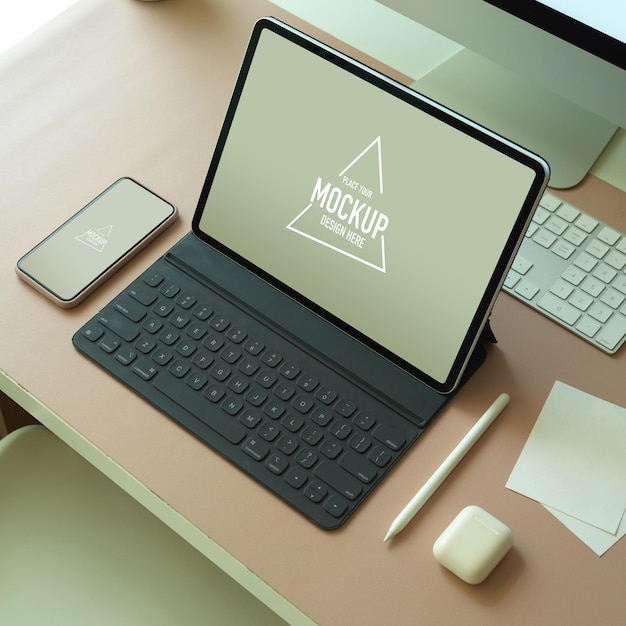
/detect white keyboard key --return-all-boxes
[525,222,539,238]
[532,207,551,225]
[575,214,599,234]
[592,263,618,284]
[573,252,598,273]
[596,314,626,351]
[588,303,612,324]
[600,288,625,310]
[605,250,626,271]
[504,271,520,289]
[538,293,581,325]
[545,215,568,236]
[515,279,540,300]
[556,202,580,222]
[580,276,605,298]
[597,226,621,246]
[512,255,533,275]
[533,229,557,249]
[569,290,594,311]
[617,237,626,255]
[562,265,586,286]
[586,239,610,259]
[550,279,574,299]
[576,316,601,338]
[563,226,587,246]
[552,240,576,259]
[539,192,561,211]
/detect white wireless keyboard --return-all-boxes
[503,191,626,354]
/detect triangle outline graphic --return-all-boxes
[286,136,387,273]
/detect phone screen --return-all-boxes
[17,178,176,306]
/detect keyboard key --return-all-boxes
[586,239,610,259]
[193,304,212,320]
[128,284,157,306]
[561,265,586,286]
[349,433,371,453]
[368,446,392,467]
[296,449,318,469]
[280,362,301,380]
[573,252,597,273]
[339,453,377,484]
[575,214,598,233]
[82,323,104,342]
[242,437,269,461]
[588,303,612,324]
[320,439,342,459]
[549,279,574,299]
[292,395,314,414]
[601,288,625,310]
[575,317,601,338]
[511,255,532,274]
[555,202,579,222]
[580,276,605,298]
[597,226,621,246]
[504,271,520,289]
[373,424,406,451]
[315,386,338,405]
[315,462,363,501]
[99,337,120,354]
[177,294,196,309]
[514,279,540,300]
[304,481,327,502]
[266,453,288,475]
[284,467,308,489]
[545,215,568,236]
[277,434,299,455]
[532,207,551,224]
[159,328,179,346]
[569,290,593,312]
[596,315,626,351]
[354,412,376,431]
[539,193,561,211]
[335,400,357,418]
[563,226,587,246]
[142,271,163,287]
[98,310,140,342]
[533,229,557,248]
[592,263,617,284]
[132,359,159,381]
[552,240,576,260]
[115,348,137,366]
[537,293,581,325]
[323,495,348,519]
[605,250,626,271]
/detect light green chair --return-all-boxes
[0,425,286,626]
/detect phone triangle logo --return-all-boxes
[286,136,388,273]
[75,225,112,253]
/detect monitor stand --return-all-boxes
[412,48,617,189]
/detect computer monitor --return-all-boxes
[376,0,626,189]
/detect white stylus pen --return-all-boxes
[383,393,510,542]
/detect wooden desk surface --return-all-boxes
[1,1,625,624]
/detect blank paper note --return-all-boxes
[506,381,626,553]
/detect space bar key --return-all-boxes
[153,376,246,445]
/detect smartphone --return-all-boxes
[16,177,177,308]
